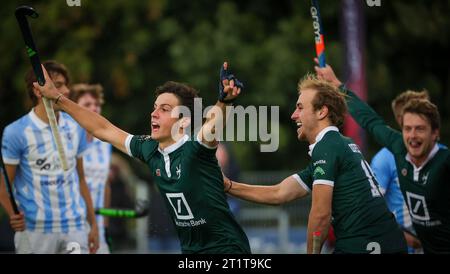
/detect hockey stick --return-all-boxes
[310,0,326,68]
[95,199,149,218]
[15,6,69,171]
[0,132,19,214]
[1,129,32,253]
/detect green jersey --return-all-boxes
[127,135,250,254]
[295,127,407,253]
[341,87,450,253]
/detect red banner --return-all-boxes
[341,0,367,151]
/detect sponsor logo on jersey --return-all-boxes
[348,143,361,154]
[166,193,194,220]
[174,218,207,227]
[313,166,325,177]
[137,135,153,141]
[313,159,326,166]
[406,192,430,222]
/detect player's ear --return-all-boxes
[318,105,328,120]
[432,128,440,143]
[32,84,43,99]
[180,116,191,129]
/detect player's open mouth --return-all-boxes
[296,122,302,135]
[151,122,160,132]
[408,140,422,149]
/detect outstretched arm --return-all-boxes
[314,61,403,152]
[198,62,242,148]
[34,66,130,154]
[223,175,309,205]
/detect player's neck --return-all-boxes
[409,151,430,168]
[33,103,60,124]
[410,157,426,168]
[159,138,177,150]
[309,122,332,144]
[158,133,186,150]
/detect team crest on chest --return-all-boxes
[155,168,161,177]
[421,172,429,185]
[176,164,182,179]
[65,132,72,142]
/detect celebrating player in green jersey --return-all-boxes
[315,63,450,254]
[223,75,407,254]
[35,62,251,254]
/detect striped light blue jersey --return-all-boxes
[83,138,111,237]
[1,110,89,233]
[371,148,413,231]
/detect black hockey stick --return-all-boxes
[15,5,69,171]
[0,130,19,214]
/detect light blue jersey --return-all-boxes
[371,148,413,230]
[1,110,89,233]
[83,138,111,239]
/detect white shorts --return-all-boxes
[96,241,110,254]
[96,229,110,254]
[14,229,89,254]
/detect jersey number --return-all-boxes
[361,160,382,198]
[366,242,381,254]
[67,242,81,254]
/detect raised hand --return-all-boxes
[32,64,61,101]
[313,58,342,88]
[218,62,243,103]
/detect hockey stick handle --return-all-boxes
[15,6,69,171]
[311,0,326,68]
[42,98,69,170]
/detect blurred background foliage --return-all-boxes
[1,0,449,178]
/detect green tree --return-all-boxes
[1,0,448,174]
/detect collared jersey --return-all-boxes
[294,127,407,253]
[126,135,250,254]
[342,87,450,253]
[2,110,89,233]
